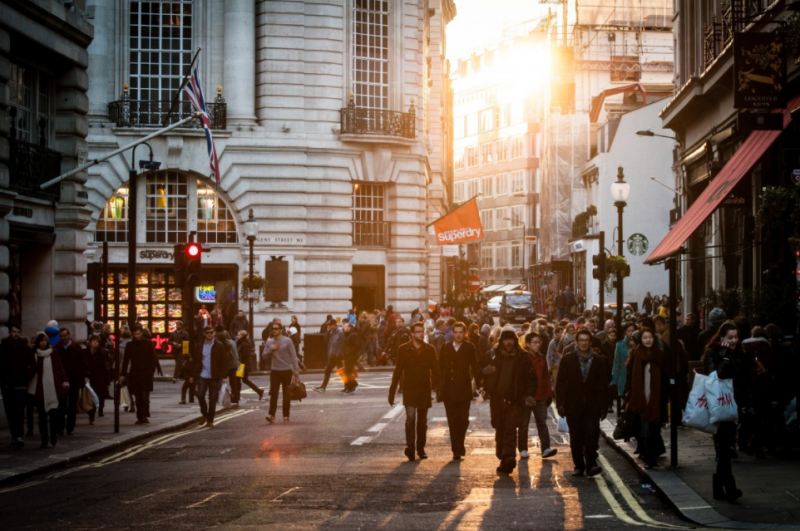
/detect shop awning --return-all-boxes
[482,284,506,292]
[645,95,800,265]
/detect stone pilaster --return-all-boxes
[0,28,13,337]
[224,0,257,126]
[86,0,112,121]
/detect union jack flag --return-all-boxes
[184,65,220,187]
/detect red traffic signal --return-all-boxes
[186,243,201,258]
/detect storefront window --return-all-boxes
[96,187,129,243]
[196,182,238,243]
[146,171,188,243]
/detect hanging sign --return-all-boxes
[431,198,484,245]
[734,32,786,109]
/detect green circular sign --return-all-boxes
[627,233,649,256]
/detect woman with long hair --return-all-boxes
[29,333,68,448]
[702,320,749,502]
[625,327,668,468]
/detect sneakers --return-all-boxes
[312,387,325,394]
[198,418,208,427]
[206,421,214,428]
[283,417,290,422]
[519,450,529,459]
[265,415,275,424]
[542,448,558,459]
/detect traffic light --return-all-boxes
[459,260,470,292]
[592,252,606,281]
[185,242,203,287]
[173,243,186,285]
[454,260,463,293]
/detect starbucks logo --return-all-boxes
[627,233,649,256]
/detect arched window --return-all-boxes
[95,172,238,244]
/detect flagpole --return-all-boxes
[162,47,203,127]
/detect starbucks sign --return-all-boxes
[627,233,649,256]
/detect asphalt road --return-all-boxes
[0,373,690,530]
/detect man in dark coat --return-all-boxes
[698,308,726,356]
[169,320,191,383]
[0,325,35,448]
[120,323,160,424]
[481,326,537,475]
[556,327,609,477]
[388,322,440,461]
[438,322,481,460]
[190,325,229,427]
[228,310,249,337]
[57,327,88,435]
[385,317,411,365]
[677,312,701,361]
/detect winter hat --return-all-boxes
[499,325,518,342]
[708,308,726,324]
[45,326,61,348]
[481,324,491,334]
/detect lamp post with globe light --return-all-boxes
[610,167,630,332]
[244,209,259,353]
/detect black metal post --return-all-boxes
[248,233,255,359]
[615,201,626,332]
[127,167,137,331]
[668,257,679,467]
[598,231,605,319]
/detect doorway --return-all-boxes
[352,265,385,314]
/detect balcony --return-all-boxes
[8,138,61,202]
[108,92,226,130]
[340,96,415,140]
[352,220,390,248]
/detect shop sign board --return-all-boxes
[734,32,786,109]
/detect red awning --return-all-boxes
[645,95,800,264]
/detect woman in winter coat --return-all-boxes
[611,322,636,400]
[466,323,481,356]
[625,327,668,469]
[29,333,68,448]
[84,334,110,423]
[522,331,558,459]
[703,320,750,503]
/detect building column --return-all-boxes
[0,28,15,337]
[54,66,92,341]
[223,0,257,126]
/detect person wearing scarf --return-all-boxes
[625,327,668,469]
[28,333,69,448]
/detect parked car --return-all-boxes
[487,295,502,315]
[500,291,538,324]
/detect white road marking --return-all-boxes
[350,436,373,446]
[367,423,387,432]
[121,489,167,504]
[271,487,300,502]
[185,492,225,509]
[383,405,404,419]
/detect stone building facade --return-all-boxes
[82,0,454,344]
[0,0,94,339]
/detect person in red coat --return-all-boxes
[30,333,69,448]
[522,331,558,460]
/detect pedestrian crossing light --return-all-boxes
[592,252,606,281]
[184,242,205,287]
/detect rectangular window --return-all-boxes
[466,113,478,136]
[8,62,53,145]
[480,142,493,165]
[511,242,522,268]
[352,0,390,110]
[454,148,465,170]
[481,175,493,198]
[480,209,494,231]
[467,178,480,199]
[496,206,509,230]
[454,116,465,139]
[510,136,524,159]
[510,170,525,194]
[496,138,508,162]
[130,1,193,103]
[510,204,525,227]
[95,187,130,243]
[466,146,478,167]
[496,173,508,196]
[495,242,509,269]
[353,183,388,246]
[497,104,510,128]
[481,243,493,269]
[146,172,189,243]
[453,181,465,202]
[196,181,238,244]
[479,109,493,132]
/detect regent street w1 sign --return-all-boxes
[734,32,786,110]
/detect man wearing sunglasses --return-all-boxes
[189,325,229,428]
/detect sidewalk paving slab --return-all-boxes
[600,411,800,530]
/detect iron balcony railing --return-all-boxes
[9,138,61,202]
[108,88,227,129]
[352,220,390,247]
[340,95,415,139]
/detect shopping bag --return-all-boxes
[120,385,132,408]
[289,376,307,402]
[704,371,738,424]
[85,383,100,408]
[682,372,717,433]
[218,382,231,408]
[558,416,569,433]
[79,387,94,412]
[236,364,245,378]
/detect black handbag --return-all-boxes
[289,376,307,402]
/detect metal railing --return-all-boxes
[108,98,226,129]
[352,220,390,247]
[703,18,722,70]
[8,138,62,201]
[340,95,415,139]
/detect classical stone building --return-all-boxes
[82,0,454,346]
[0,0,94,339]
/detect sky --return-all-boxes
[446,0,551,61]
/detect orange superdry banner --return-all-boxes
[432,198,484,245]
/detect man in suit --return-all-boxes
[388,322,440,461]
[438,322,481,461]
[556,326,609,477]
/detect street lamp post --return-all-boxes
[610,167,630,332]
[244,209,259,365]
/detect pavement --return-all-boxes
[599,409,800,530]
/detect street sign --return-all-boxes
[525,235,537,242]
[467,275,481,292]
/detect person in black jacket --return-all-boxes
[481,326,537,475]
[84,335,110,423]
[169,321,191,384]
[388,322,441,461]
[190,325,230,428]
[57,327,88,435]
[120,324,161,425]
[556,327,609,477]
[438,322,481,460]
[0,325,35,448]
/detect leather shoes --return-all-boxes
[586,466,602,477]
[404,448,415,461]
[418,451,428,459]
[572,468,585,476]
